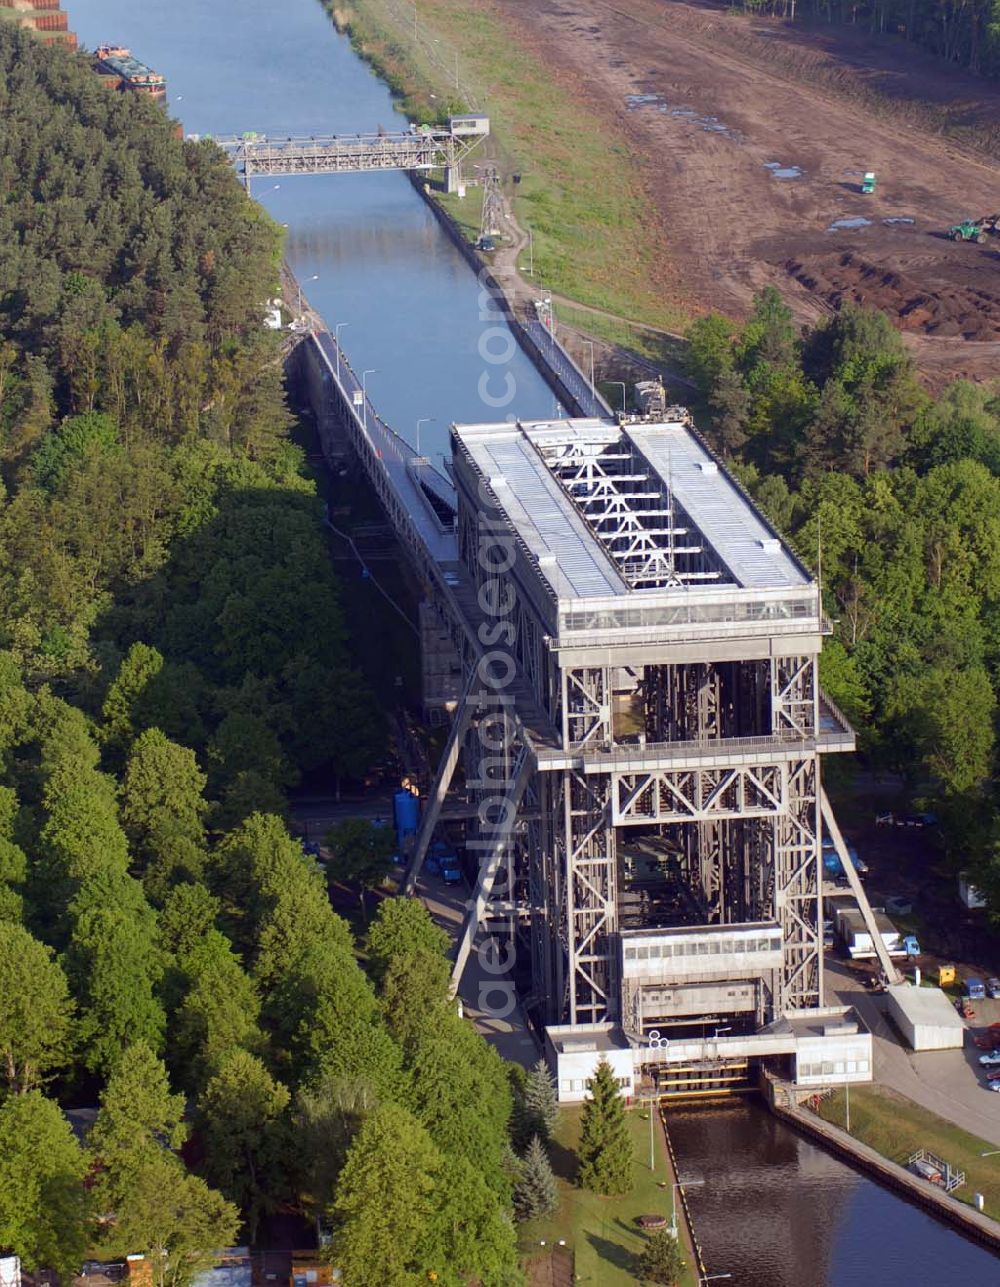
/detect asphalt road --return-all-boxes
[418,873,540,1070]
[826,956,1000,1146]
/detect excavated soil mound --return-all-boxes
[785,252,1000,340]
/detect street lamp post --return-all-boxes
[638,1094,658,1172]
[698,1276,732,1285]
[362,369,378,431]
[670,1178,704,1238]
[610,381,627,416]
[416,417,436,455]
[334,321,349,383]
[526,228,534,276]
[981,1149,1000,1157]
[297,273,318,316]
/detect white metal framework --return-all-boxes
[214,117,489,192]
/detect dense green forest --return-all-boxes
[688,292,1000,909]
[0,26,524,1285]
[740,0,1000,80]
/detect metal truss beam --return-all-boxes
[533,433,730,589]
[402,670,480,895]
[821,789,903,986]
[450,748,532,994]
[214,127,487,182]
[612,763,786,825]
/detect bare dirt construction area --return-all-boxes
[489,0,1000,386]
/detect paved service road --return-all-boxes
[826,957,1000,1146]
[419,874,540,1070]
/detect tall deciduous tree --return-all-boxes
[0,921,74,1092]
[101,642,165,756]
[97,1148,239,1287]
[331,1102,442,1287]
[577,1059,633,1196]
[89,1040,187,1169]
[0,1091,90,1280]
[366,895,450,984]
[325,817,396,921]
[121,727,208,899]
[171,934,262,1087]
[0,785,28,923]
[64,872,165,1073]
[197,1051,290,1240]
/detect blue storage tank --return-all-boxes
[394,788,420,842]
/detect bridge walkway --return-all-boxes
[524,319,613,419]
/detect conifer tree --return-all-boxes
[513,1135,558,1222]
[516,1057,560,1145]
[576,1058,633,1196]
[636,1228,684,1285]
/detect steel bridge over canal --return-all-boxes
[294,299,902,1105]
[211,114,490,192]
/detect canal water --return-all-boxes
[73,0,559,466]
[669,1098,999,1285]
[70,1,1000,1280]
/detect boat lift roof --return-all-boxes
[453,415,812,601]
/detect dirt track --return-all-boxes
[492,0,1000,385]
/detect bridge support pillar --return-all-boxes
[444,165,461,195]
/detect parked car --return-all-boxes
[966,977,987,1001]
[899,812,938,828]
[990,1080,1000,1093]
[429,840,463,885]
[988,978,1000,1000]
[875,811,895,828]
[301,839,322,859]
[884,895,913,917]
[978,1051,1000,1066]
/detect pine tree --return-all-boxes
[576,1058,633,1196]
[513,1135,558,1222]
[518,1057,560,1144]
[636,1228,684,1285]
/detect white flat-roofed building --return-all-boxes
[885,982,966,1050]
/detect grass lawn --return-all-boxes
[519,1106,699,1286]
[435,184,485,245]
[553,301,692,370]
[327,0,686,329]
[816,1084,1000,1214]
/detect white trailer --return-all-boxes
[835,905,904,960]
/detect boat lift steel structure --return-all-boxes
[299,309,895,1035]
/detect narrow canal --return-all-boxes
[71,2,1000,1280]
[74,0,559,467]
[668,1098,998,1284]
